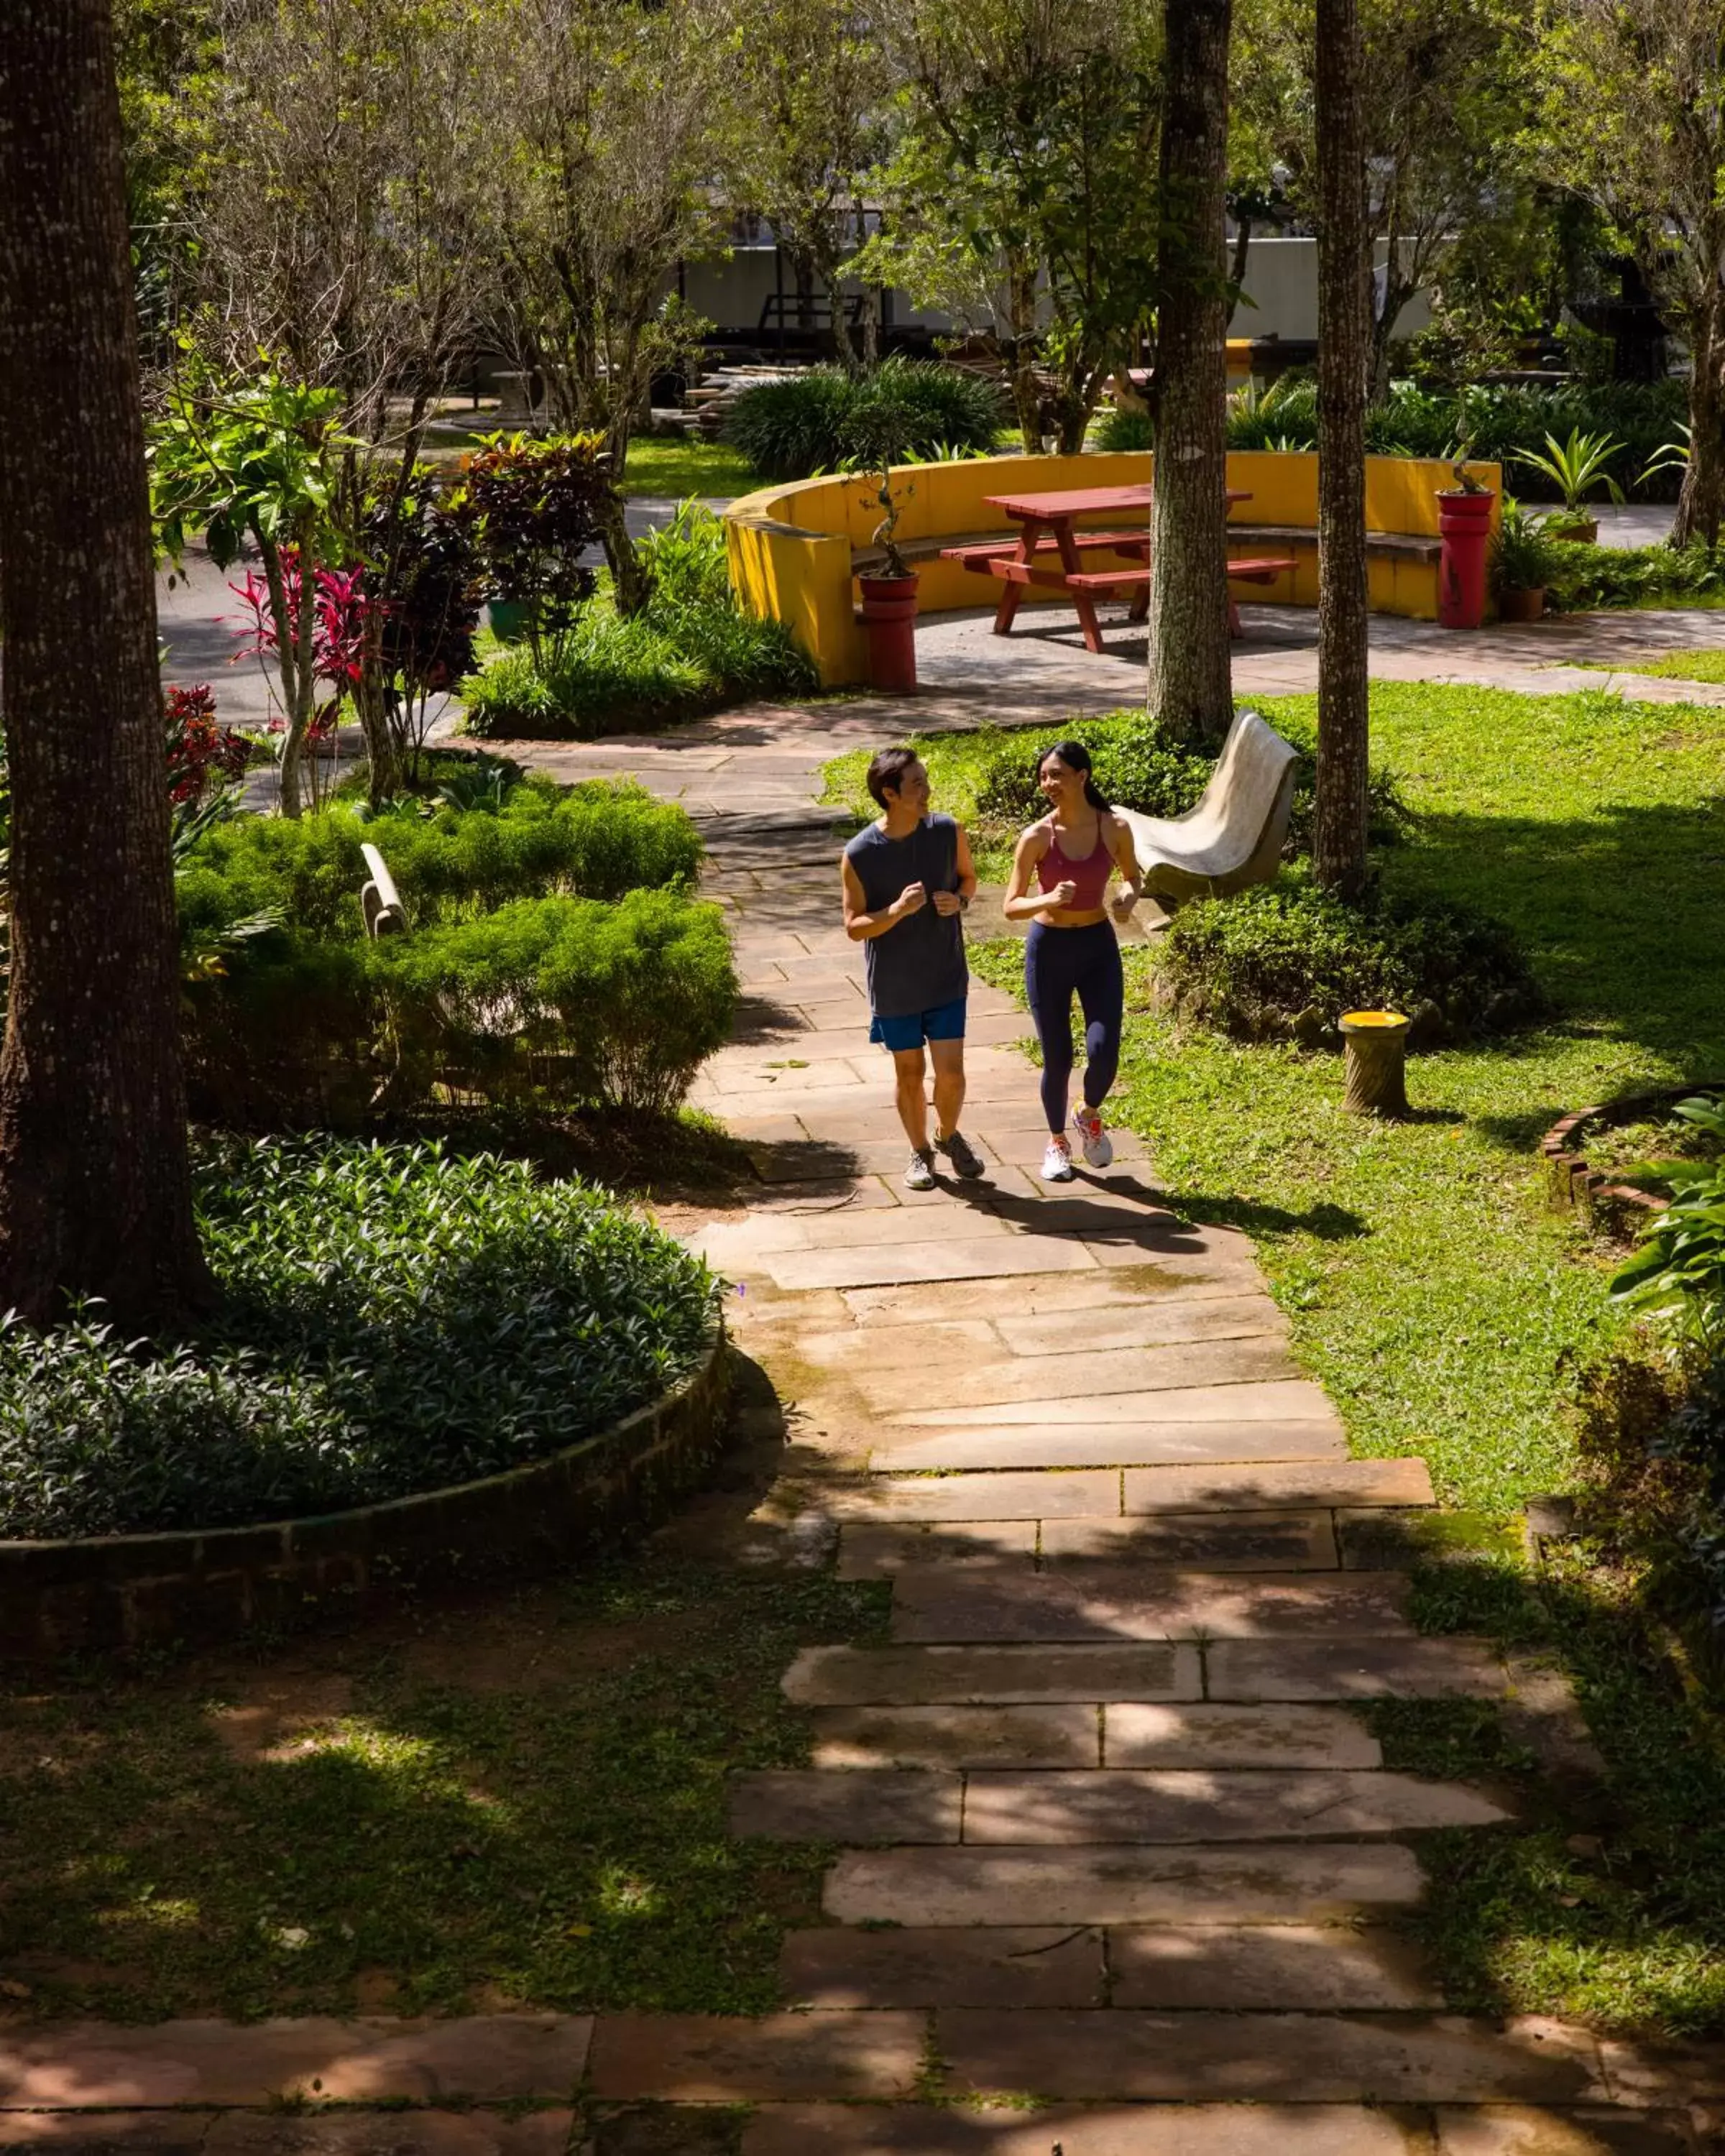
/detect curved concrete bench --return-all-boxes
[723,449,1500,688]
[1116,708,1301,906]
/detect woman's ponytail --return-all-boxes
[1037,739,1110,812]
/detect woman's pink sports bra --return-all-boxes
[1035,818,1112,911]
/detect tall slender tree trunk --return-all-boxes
[0,0,211,1325]
[1674,286,1725,549]
[1007,254,1044,453]
[1146,0,1234,747]
[1313,0,1372,898]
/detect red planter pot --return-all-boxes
[859,573,919,693]
[1436,488,1496,630]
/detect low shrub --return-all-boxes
[967,709,1409,857]
[461,507,816,740]
[0,1137,720,1539]
[1154,865,1545,1043]
[178,779,702,944]
[724,358,1007,481]
[1095,377,1690,502]
[377,890,737,1115]
[1545,539,1725,613]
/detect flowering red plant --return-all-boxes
[165,684,251,805]
[228,550,380,722]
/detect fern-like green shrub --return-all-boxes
[0,1137,719,1538]
[377,890,737,1115]
[724,357,1007,481]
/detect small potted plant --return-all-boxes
[1435,444,1497,630]
[850,408,919,694]
[1490,497,1558,623]
[1512,426,1624,544]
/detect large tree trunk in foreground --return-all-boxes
[1312,0,1371,899]
[1146,0,1234,747]
[1673,287,1725,549]
[0,0,211,1325]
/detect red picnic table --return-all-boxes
[940,482,1292,654]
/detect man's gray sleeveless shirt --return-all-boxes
[844,814,968,1018]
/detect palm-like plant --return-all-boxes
[1513,428,1626,517]
[1639,423,1693,487]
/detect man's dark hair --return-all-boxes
[866,746,921,808]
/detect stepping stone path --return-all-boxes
[641,717,1717,2152]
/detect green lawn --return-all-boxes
[844,678,1725,2037]
[1579,645,1725,684]
[0,1560,886,2020]
[622,436,756,502]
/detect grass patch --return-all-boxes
[1578,645,1725,685]
[0,1558,888,2019]
[962,676,1725,2035]
[621,437,755,503]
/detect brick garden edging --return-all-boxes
[0,1325,729,1662]
[1541,1082,1724,1227]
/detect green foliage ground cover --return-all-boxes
[0,1560,887,2019]
[461,507,816,737]
[0,1138,719,1539]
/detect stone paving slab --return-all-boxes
[0,2019,589,2108]
[783,1643,1205,1706]
[584,2012,925,2101]
[730,1768,964,1841]
[778,1925,1106,2009]
[759,1235,1104,1290]
[1039,1510,1339,1570]
[861,1339,1301,1413]
[1207,1636,1510,1701]
[741,2103,1430,2155]
[1433,2108,1704,2153]
[837,1521,1041,1579]
[688,1207,1021,1261]
[1595,2032,1725,2102]
[0,2119,578,2156]
[883,1380,1340,1429]
[995,1296,1287,1354]
[840,1270,1269,1325]
[1103,1703,1381,1770]
[824,1843,1425,1925]
[871,1422,1349,1473]
[1108,1924,1440,2009]
[811,1703,1102,1767]
[935,2009,1607,2106]
[889,1567,1411,1644]
[831,1469,1123,1521]
[960,1768,1511,1843]
[1123,1459,1435,1511]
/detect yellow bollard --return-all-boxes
[1340,1008,1410,1117]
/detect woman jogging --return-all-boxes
[1002,740,1142,1182]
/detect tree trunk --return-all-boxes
[1674,292,1725,549]
[1146,0,1234,748]
[1007,253,1043,453]
[1229,214,1251,295]
[0,0,211,1325]
[1313,0,1372,898]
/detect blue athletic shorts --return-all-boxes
[869,995,968,1053]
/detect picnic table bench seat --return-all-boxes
[1115,707,1302,906]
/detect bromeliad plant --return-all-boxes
[1611,1095,1725,1359]
[1513,428,1627,530]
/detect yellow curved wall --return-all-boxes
[722,450,1501,688]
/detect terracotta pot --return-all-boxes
[1496,587,1546,623]
[859,573,919,693]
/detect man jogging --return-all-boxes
[840,747,984,1190]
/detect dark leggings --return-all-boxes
[1024,919,1124,1134]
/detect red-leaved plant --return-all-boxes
[165,684,251,806]
[228,552,380,783]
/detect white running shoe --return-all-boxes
[904,1149,937,1191]
[1072,1105,1114,1169]
[1040,1137,1075,1183]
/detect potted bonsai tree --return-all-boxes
[1512,427,1625,544]
[1435,446,1498,630]
[1490,497,1559,623]
[847,396,920,694]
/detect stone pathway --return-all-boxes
[642,768,1714,2151]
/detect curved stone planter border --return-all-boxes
[1,1325,730,1663]
[1541,1084,1725,1227]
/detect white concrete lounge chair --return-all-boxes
[1114,707,1301,906]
